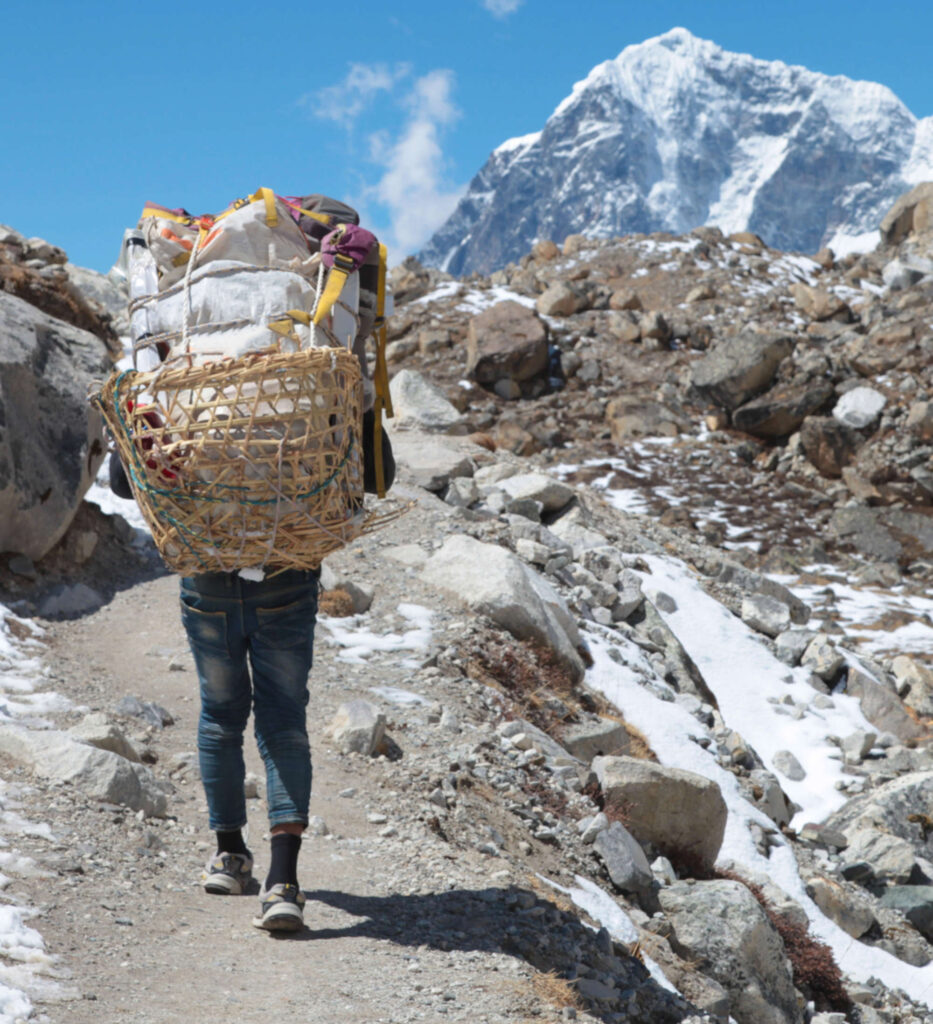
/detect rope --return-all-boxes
[307,260,325,349]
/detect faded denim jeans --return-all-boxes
[179,569,319,832]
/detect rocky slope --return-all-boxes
[0,188,931,1022]
[418,29,933,275]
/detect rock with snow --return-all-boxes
[800,634,844,681]
[832,386,887,429]
[0,291,111,560]
[591,755,727,868]
[658,879,801,1024]
[421,534,584,682]
[388,369,464,433]
[740,593,792,638]
[881,258,926,291]
[592,821,653,894]
[327,700,386,756]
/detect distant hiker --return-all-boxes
[102,189,394,931]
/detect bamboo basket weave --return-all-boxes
[94,347,384,575]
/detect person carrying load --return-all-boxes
[97,188,396,931]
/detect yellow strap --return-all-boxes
[311,265,350,325]
[370,242,392,498]
[284,308,312,325]
[140,206,192,225]
[248,187,278,227]
[375,243,393,419]
[267,318,299,340]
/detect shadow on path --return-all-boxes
[265,885,702,1024]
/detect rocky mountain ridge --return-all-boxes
[418,29,933,275]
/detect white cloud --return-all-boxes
[367,70,465,257]
[308,62,411,125]
[481,0,524,16]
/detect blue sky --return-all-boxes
[3,0,932,272]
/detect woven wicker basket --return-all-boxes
[95,347,374,575]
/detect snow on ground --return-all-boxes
[771,567,933,662]
[454,285,537,314]
[0,607,70,1021]
[319,603,433,669]
[84,462,151,537]
[584,553,933,1007]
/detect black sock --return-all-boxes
[265,833,302,889]
[216,829,249,856]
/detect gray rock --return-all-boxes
[592,755,727,868]
[498,472,574,513]
[843,664,926,742]
[713,560,810,624]
[328,700,386,756]
[497,719,575,763]
[421,534,584,682]
[801,634,844,681]
[536,282,583,317]
[560,717,630,763]
[613,570,645,620]
[592,821,653,894]
[732,379,834,439]
[38,583,104,619]
[68,712,141,763]
[388,431,476,492]
[466,300,548,383]
[844,828,917,884]
[0,726,166,816]
[774,629,815,666]
[891,655,933,717]
[388,369,465,433]
[748,769,795,828]
[444,476,479,508]
[579,812,609,844]
[772,749,806,781]
[740,593,792,637]
[842,730,877,764]
[658,879,801,1024]
[690,331,793,411]
[806,876,875,938]
[0,291,111,560]
[879,886,933,941]
[115,696,174,729]
[881,258,925,291]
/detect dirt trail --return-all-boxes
[12,512,596,1024]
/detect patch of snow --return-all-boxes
[320,603,433,668]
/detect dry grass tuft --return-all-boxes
[622,720,658,761]
[318,588,355,617]
[530,970,583,1011]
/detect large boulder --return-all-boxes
[658,879,801,1024]
[388,369,464,433]
[0,725,167,817]
[842,664,927,741]
[466,300,548,385]
[799,416,861,478]
[605,397,687,440]
[388,430,477,492]
[732,380,834,438]
[880,182,933,245]
[826,771,933,866]
[420,534,584,682]
[591,755,727,868]
[0,291,111,559]
[690,331,793,411]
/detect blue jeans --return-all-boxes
[179,569,319,832]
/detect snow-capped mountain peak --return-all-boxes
[419,28,933,274]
